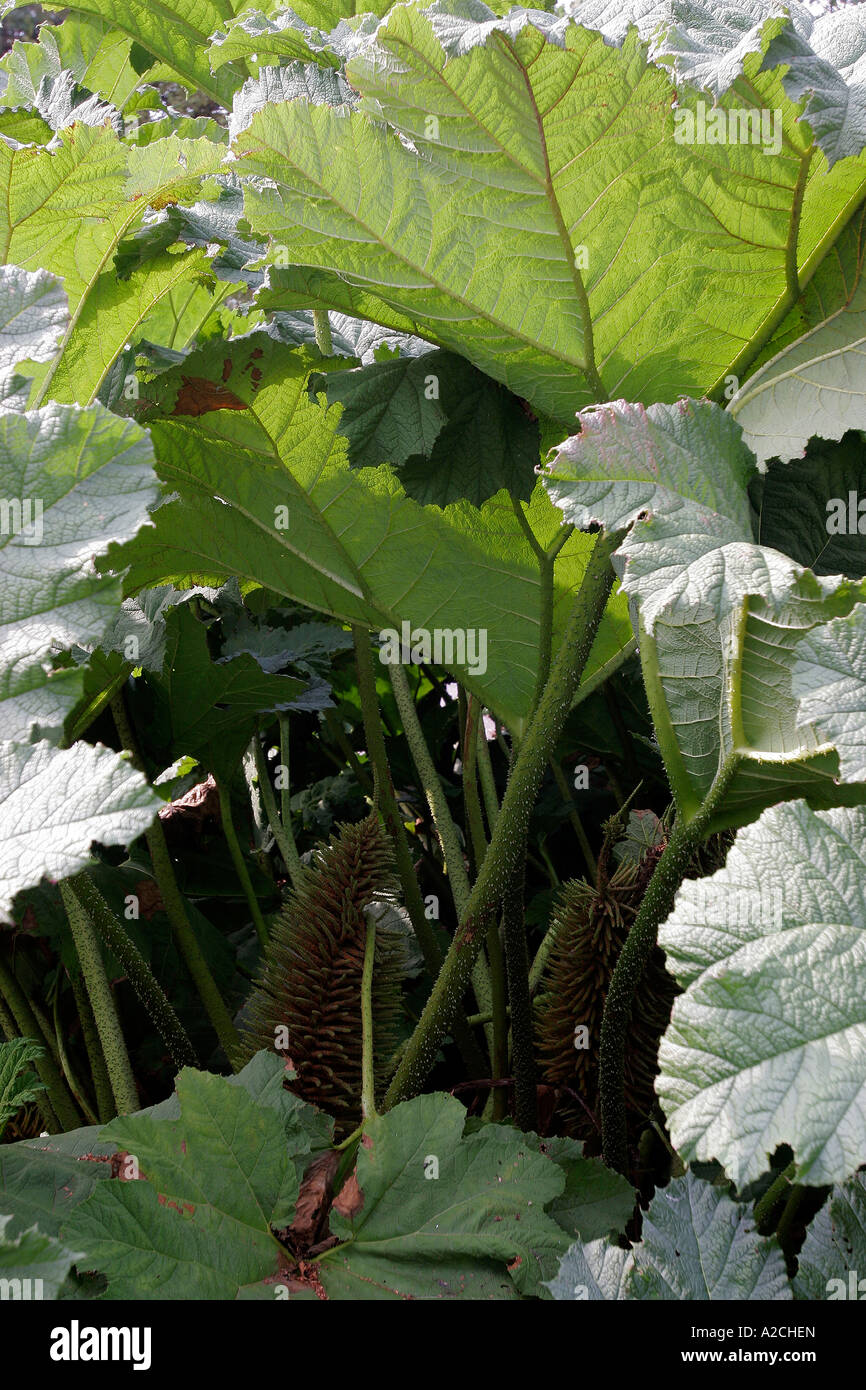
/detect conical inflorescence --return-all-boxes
[242,814,404,1131]
[535,856,677,1150]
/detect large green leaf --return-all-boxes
[315,346,539,507]
[237,3,866,422]
[63,1067,313,1299]
[142,602,309,778]
[0,1038,44,1140]
[0,740,160,921]
[110,333,631,730]
[317,1092,569,1298]
[545,396,866,828]
[728,203,866,465]
[47,0,285,104]
[544,398,756,626]
[658,800,866,1186]
[0,403,159,740]
[0,13,153,116]
[0,126,224,405]
[793,603,866,782]
[547,1171,789,1301]
[793,1172,866,1300]
[0,265,67,387]
[0,1215,82,1299]
[752,435,866,579]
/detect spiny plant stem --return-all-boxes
[528,918,559,997]
[52,991,98,1126]
[388,660,494,1023]
[60,881,139,1117]
[465,696,507,1117]
[476,721,500,831]
[463,695,489,871]
[384,530,621,1109]
[67,872,197,1070]
[501,857,537,1131]
[252,733,304,892]
[110,692,243,1067]
[216,776,270,949]
[361,912,377,1120]
[147,820,243,1068]
[313,308,333,356]
[278,716,293,830]
[388,659,473,917]
[69,971,114,1123]
[0,951,79,1131]
[351,626,488,1079]
[351,626,445,978]
[598,757,740,1173]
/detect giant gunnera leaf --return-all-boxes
[545,395,866,830]
[728,203,866,466]
[0,271,162,916]
[547,1170,789,1301]
[110,332,632,732]
[62,1064,324,1299]
[658,800,866,1187]
[316,1092,570,1299]
[240,1,866,422]
[793,1172,866,1301]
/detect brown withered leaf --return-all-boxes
[289,1151,339,1251]
[159,774,220,821]
[331,1169,364,1220]
[172,375,247,416]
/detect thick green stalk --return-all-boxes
[598,757,741,1173]
[0,994,16,1042]
[352,627,446,978]
[501,858,536,1131]
[388,660,473,918]
[68,873,197,1070]
[352,627,487,1079]
[146,819,242,1067]
[528,918,559,996]
[388,661,493,1023]
[216,776,270,949]
[510,498,555,721]
[360,912,377,1120]
[59,882,138,1117]
[0,951,78,1131]
[252,734,304,892]
[313,308,333,356]
[465,697,507,1117]
[278,716,293,829]
[384,530,621,1109]
[53,992,98,1126]
[110,693,242,1067]
[69,971,114,1123]
[476,723,500,832]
